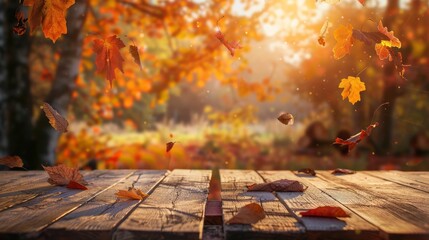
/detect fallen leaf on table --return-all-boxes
[300,206,350,218]
[67,180,88,190]
[247,179,307,192]
[338,76,366,105]
[24,0,75,42]
[42,102,69,133]
[0,156,24,168]
[298,168,316,176]
[331,168,356,174]
[334,122,378,152]
[215,16,242,57]
[226,203,266,224]
[93,35,125,88]
[115,187,148,200]
[166,141,175,153]
[277,113,294,125]
[43,164,87,186]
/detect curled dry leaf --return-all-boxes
[331,168,356,174]
[298,168,316,176]
[334,122,378,152]
[166,141,175,153]
[226,203,266,224]
[247,179,307,192]
[43,164,87,186]
[300,206,350,218]
[67,180,88,190]
[13,11,28,35]
[115,187,148,200]
[42,102,69,133]
[339,76,366,105]
[277,113,294,125]
[215,16,242,57]
[0,156,24,168]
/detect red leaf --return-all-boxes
[215,16,242,57]
[247,179,307,192]
[300,206,350,218]
[333,122,378,152]
[331,168,356,174]
[226,203,266,224]
[67,180,88,190]
[93,35,125,88]
[166,142,175,153]
[0,156,24,168]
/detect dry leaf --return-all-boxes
[334,122,378,152]
[67,180,88,190]
[318,20,332,46]
[166,141,175,153]
[332,24,354,60]
[215,16,242,57]
[298,168,316,176]
[0,156,24,168]
[339,76,366,105]
[41,102,69,133]
[247,179,307,192]
[129,44,143,71]
[300,206,350,218]
[24,0,75,42]
[13,11,28,35]
[93,35,125,88]
[331,168,356,174]
[115,187,148,200]
[277,113,294,125]
[43,164,87,186]
[226,203,266,224]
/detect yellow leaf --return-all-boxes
[338,76,366,105]
[332,24,354,60]
[115,187,148,200]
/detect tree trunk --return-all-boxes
[0,0,8,156]
[31,0,88,167]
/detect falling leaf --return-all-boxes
[67,180,88,190]
[298,168,316,176]
[0,156,24,168]
[129,44,143,71]
[226,203,266,224]
[215,16,242,57]
[331,168,356,174]
[24,0,75,42]
[115,187,148,200]
[318,20,332,46]
[41,102,69,133]
[332,24,353,60]
[247,179,307,192]
[13,11,28,35]
[93,35,125,88]
[43,164,87,186]
[300,206,350,218]
[338,76,366,105]
[166,141,175,153]
[277,113,294,125]
[169,133,174,138]
[358,0,365,5]
[334,122,378,152]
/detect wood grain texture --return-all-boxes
[0,170,133,239]
[311,171,429,240]
[365,171,429,194]
[259,171,380,240]
[114,169,212,240]
[44,170,168,240]
[220,170,304,240]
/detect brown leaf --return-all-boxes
[277,113,294,125]
[331,168,356,174]
[166,141,175,153]
[67,180,88,190]
[115,187,148,200]
[43,164,87,186]
[247,179,307,192]
[13,11,28,36]
[129,44,143,71]
[0,156,24,168]
[334,122,378,152]
[300,206,350,218]
[226,203,266,224]
[298,168,316,176]
[41,102,69,133]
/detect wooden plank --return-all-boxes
[114,169,212,240]
[0,170,133,238]
[258,171,380,240]
[204,200,223,225]
[0,171,52,211]
[203,225,224,240]
[43,170,168,240]
[307,171,429,240]
[364,171,429,194]
[220,170,304,240]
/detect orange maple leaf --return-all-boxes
[93,35,125,88]
[43,164,87,186]
[115,187,148,200]
[332,24,354,60]
[24,0,75,42]
[300,206,350,218]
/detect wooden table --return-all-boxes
[0,169,428,240]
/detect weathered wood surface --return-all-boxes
[313,171,429,240]
[115,169,212,240]
[365,171,429,194]
[44,170,168,240]
[0,170,133,238]
[220,169,305,240]
[259,171,380,240]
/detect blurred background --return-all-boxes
[0,0,428,171]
